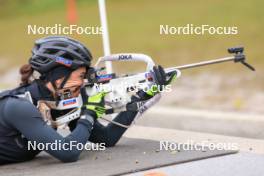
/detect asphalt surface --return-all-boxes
[128,152,264,176]
[0,137,236,176]
[1,107,264,176]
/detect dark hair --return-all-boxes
[19,64,34,86]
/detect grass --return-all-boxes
[0,0,263,76]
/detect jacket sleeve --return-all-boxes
[87,92,154,147]
[88,110,138,147]
[3,97,93,163]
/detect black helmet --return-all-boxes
[29,36,93,74]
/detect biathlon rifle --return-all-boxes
[84,47,255,116]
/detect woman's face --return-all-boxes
[48,67,87,98]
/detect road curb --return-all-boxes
[136,106,264,139]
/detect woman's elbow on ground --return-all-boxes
[104,138,119,147]
[101,131,121,147]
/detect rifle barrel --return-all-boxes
[170,56,235,70]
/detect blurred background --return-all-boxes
[0,0,263,114]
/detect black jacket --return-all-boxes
[0,81,138,165]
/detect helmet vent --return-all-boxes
[44,49,58,55]
[54,43,68,48]
[37,57,51,64]
[62,53,73,60]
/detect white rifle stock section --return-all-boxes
[92,53,156,112]
[90,53,181,112]
[95,53,155,71]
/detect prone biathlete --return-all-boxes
[0,36,176,165]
